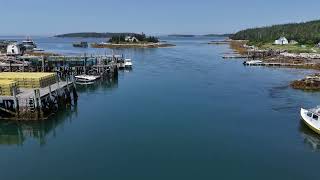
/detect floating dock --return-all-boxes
[243,61,315,67]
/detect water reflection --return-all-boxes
[0,77,118,146]
[0,106,77,146]
[299,121,320,152]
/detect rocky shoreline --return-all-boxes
[291,74,320,91]
[224,40,320,91]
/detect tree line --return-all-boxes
[230,20,320,45]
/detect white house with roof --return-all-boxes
[125,36,139,43]
[6,43,23,56]
[274,37,289,45]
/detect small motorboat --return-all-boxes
[243,60,263,66]
[75,75,100,85]
[301,107,320,135]
[124,58,133,68]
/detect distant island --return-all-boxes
[91,33,175,48]
[168,34,195,37]
[55,32,143,38]
[108,33,159,44]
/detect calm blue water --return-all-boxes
[0,36,320,179]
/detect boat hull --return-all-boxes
[301,108,320,135]
[75,75,100,85]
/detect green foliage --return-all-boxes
[108,33,159,43]
[230,20,320,45]
[108,35,126,44]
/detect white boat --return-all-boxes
[22,37,37,50]
[124,58,133,67]
[75,75,100,85]
[301,107,320,135]
[243,60,263,65]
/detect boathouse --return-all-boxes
[274,37,288,45]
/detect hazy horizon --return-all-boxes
[0,0,320,36]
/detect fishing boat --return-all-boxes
[21,37,37,50]
[73,42,88,48]
[74,75,100,85]
[301,107,320,134]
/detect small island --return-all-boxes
[91,33,176,48]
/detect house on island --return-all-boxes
[274,37,289,45]
[125,36,139,43]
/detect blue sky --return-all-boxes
[0,0,319,35]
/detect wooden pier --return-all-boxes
[0,54,122,77]
[0,53,129,121]
[222,55,248,59]
[0,79,78,121]
[243,61,315,67]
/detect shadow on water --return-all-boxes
[299,121,320,152]
[269,85,300,112]
[0,106,77,146]
[0,77,119,147]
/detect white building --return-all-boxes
[6,43,22,56]
[125,36,139,43]
[274,37,289,45]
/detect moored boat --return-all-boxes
[75,75,100,85]
[124,58,133,68]
[301,107,320,135]
[22,37,37,50]
[243,60,263,65]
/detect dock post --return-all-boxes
[56,73,61,96]
[12,87,19,117]
[41,56,45,72]
[49,85,53,100]
[66,76,70,91]
[37,89,44,120]
[34,89,38,109]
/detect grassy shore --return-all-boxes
[253,43,319,54]
[226,40,320,91]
